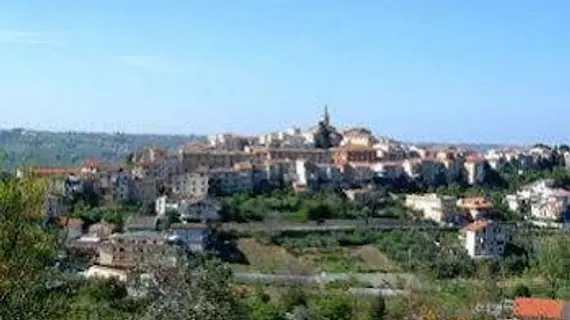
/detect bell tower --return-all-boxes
[323,105,330,126]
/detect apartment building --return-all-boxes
[462,219,505,259]
[464,156,487,185]
[208,165,254,196]
[405,193,459,224]
[172,172,209,199]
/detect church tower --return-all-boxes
[323,105,330,126]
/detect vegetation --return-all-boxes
[0,128,204,171]
[219,189,403,223]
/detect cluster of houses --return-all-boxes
[25,106,570,281]
[506,179,570,227]
[404,177,570,260]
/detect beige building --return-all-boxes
[251,147,331,164]
[340,127,377,147]
[332,146,378,165]
[181,149,255,172]
[173,172,209,199]
[462,219,505,259]
[98,232,176,269]
[405,193,459,224]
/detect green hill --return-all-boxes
[0,128,205,170]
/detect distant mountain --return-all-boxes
[0,128,206,171]
[413,142,521,152]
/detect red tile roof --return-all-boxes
[514,298,566,319]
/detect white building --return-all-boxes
[405,193,459,224]
[372,161,405,180]
[464,157,486,185]
[462,219,505,259]
[208,133,249,151]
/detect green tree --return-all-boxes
[311,293,353,320]
[281,287,308,311]
[313,121,333,149]
[0,178,69,320]
[138,256,246,320]
[249,299,286,320]
[511,284,531,298]
[370,295,387,320]
[534,236,570,298]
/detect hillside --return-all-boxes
[0,128,205,170]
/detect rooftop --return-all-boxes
[514,298,567,319]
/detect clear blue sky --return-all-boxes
[1,1,569,144]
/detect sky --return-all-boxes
[1,1,569,144]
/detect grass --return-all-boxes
[232,238,397,275]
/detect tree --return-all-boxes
[511,284,531,298]
[137,256,246,320]
[311,293,353,320]
[281,286,308,311]
[534,236,570,298]
[370,295,387,320]
[248,299,286,320]
[0,177,69,320]
[313,121,333,149]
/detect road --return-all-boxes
[219,218,454,233]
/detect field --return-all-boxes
[232,238,397,274]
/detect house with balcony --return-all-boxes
[462,219,505,259]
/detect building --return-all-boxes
[172,172,209,199]
[251,147,331,164]
[513,297,570,320]
[294,160,344,191]
[331,146,377,165]
[169,223,213,253]
[115,170,133,203]
[464,156,487,185]
[340,127,377,147]
[372,161,405,180]
[180,149,254,172]
[404,194,459,224]
[458,197,494,220]
[530,189,570,225]
[208,133,249,151]
[98,231,177,269]
[178,198,221,222]
[208,165,253,196]
[131,178,158,204]
[462,219,505,259]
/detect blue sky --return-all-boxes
[1,1,569,144]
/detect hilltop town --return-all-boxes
[5,107,570,319]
